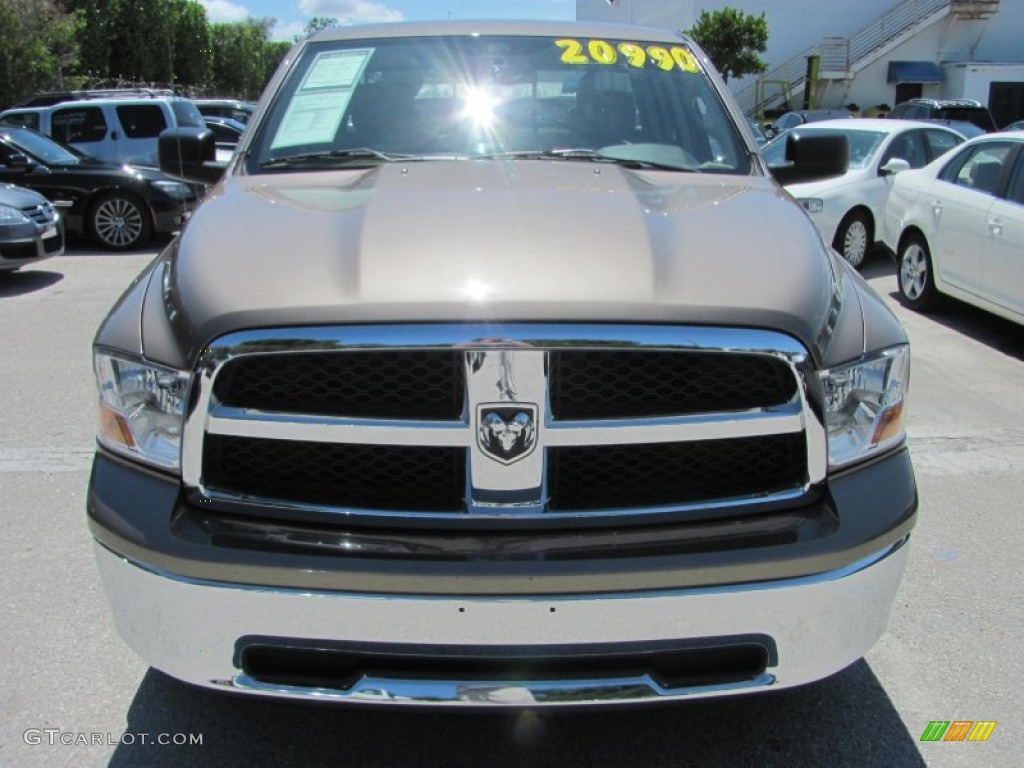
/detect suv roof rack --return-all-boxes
[15,88,177,107]
[907,98,983,108]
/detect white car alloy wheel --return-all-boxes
[90,194,151,250]
[900,244,928,300]
[837,213,870,269]
[897,235,939,311]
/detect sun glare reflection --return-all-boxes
[461,87,499,128]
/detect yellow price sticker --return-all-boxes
[555,39,701,74]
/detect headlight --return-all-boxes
[94,352,191,470]
[150,180,193,199]
[799,198,824,213]
[0,204,30,225]
[819,345,909,469]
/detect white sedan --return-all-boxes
[882,131,1024,325]
[763,119,965,268]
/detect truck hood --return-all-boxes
[146,160,857,366]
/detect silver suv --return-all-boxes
[0,97,204,166]
[89,20,917,707]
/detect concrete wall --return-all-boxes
[580,1,1024,85]
[816,11,1024,113]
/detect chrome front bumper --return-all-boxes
[95,539,909,706]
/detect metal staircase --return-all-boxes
[735,0,1000,116]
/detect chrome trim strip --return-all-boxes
[545,406,803,446]
[195,324,811,359]
[182,324,824,518]
[204,404,804,447]
[102,537,909,599]
[206,410,468,446]
[230,671,777,706]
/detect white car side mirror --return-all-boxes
[880,158,911,175]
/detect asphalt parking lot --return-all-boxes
[0,241,1020,767]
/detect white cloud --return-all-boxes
[270,19,307,42]
[199,0,251,23]
[298,0,404,25]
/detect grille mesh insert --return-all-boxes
[203,435,466,512]
[548,434,807,511]
[213,351,464,421]
[549,350,797,419]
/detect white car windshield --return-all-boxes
[763,129,886,171]
[250,34,751,174]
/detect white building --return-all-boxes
[577,0,1024,125]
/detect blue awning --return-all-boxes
[888,61,943,84]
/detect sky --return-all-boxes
[198,0,577,42]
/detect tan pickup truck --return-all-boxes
[88,19,917,707]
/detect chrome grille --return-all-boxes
[213,350,464,420]
[549,350,797,419]
[185,325,825,522]
[22,203,56,226]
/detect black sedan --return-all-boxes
[0,126,204,250]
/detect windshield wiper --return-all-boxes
[477,148,696,172]
[259,147,411,169]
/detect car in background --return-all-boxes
[883,131,1024,325]
[888,99,997,133]
[766,109,852,138]
[1001,119,1024,132]
[0,97,204,166]
[0,126,203,250]
[763,119,965,267]
[0,183,63,271]
[203,116,246,161]
[192,99,256,125]
[746,117,768,146]
[13,88,176,108]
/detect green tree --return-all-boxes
[61,0,118,81]
[0,0,83,107]
[686,7,768,83]
[171,0,212,88]
[303,16,337,37]
[111,0,178,83]
[263,40,292,88]
[211,18,283,99]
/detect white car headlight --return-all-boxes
[819,345,909,469]
[95,352,191,470]
[798,198,824,214]
[0,204,31,225]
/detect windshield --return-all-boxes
[2,126,82,165]
[249,35,751,174]
[763,128,886,171]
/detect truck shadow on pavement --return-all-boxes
[108,660,926,768]
[0,269,63,297]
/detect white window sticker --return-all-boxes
[271,91,352,149]
[301,49,373,91]
[271,48,373,150]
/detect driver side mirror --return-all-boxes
[769,131,848,185]
[3,152,32,172]
[158,127,226,185]
[879,158,911,176]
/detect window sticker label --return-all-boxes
[271,48,373,149]
[554,39,701,74]
[300,49,373,91]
